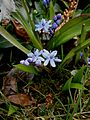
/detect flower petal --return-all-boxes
[50,59,56,67]
[27,52,34,57]
[38,57,45,61]
[50,50,57,57]
[24,60,30,66]
[44,59,49,66]
[20,60,25,64]
[55,57,62,62]
[42,49,50,58]
[35,60,42,66]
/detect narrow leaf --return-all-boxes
[72,66,86,83]
[0,26,29,54]
[70,83,87,90]
[12,11,43,50]
[62,77,72,91]
[61,38,90,67]
[49,0,55,19]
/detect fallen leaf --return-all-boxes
[7,94,36,106]
[2,76,17,96]
[12,20,29,41]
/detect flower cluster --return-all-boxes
[43,0,50,7]
[49,13,62,37]
[52,13,62,30]
[20,49,62,67]
[35,14,62,39]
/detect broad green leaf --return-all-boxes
[0,26,29,54]
[14,64,38,74]
[12,11,43,50]
[62,77,72,91]
[60,38,90,67]
[8,104,17,116]
[70,83,87,90]
[48,14,90,49]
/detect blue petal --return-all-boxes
[50,59,56,67]
[50,50,57,57]
[24,60,30,66]
[20,60,25,64]
[42,49,50,58]
[38,57,45,61]
[35,60,42,66]
[27,52,34,57]
[44,59,49,66]
[55,57,62,62]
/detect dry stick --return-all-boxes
[55,0,78,32]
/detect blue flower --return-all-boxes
[35,19,52,33]
[52,22,58,29]
[42,49,62,67]
[28,49,44,66]
[20,59,30,66]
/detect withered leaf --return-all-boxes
[7,94,36,107]
[2,76,17,96]
[12,20,29,40]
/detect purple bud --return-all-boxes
[52,22,58,29]
[56,19,61,25]
[53,15,57,21]
[49,28,54,35]
[57,13,62,19]
[43,0,47,6]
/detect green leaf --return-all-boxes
[48,14,90,49]
[70,83,87,90]
[49,0,55,19]
[14,64,38,74]
[8,104,17,116]
[80,24,87,43]
[62,77,72,91]
[0,26,30,54]
[12,11,43,50]
[0,35,13,48]
[72,66,86,83]
[60,38,90,67]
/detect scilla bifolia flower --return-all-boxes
[20,49,61,67]
[42,49,62,67]
[35,18,52,33]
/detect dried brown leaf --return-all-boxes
[7,93,36,107]
[2,76,17,96]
